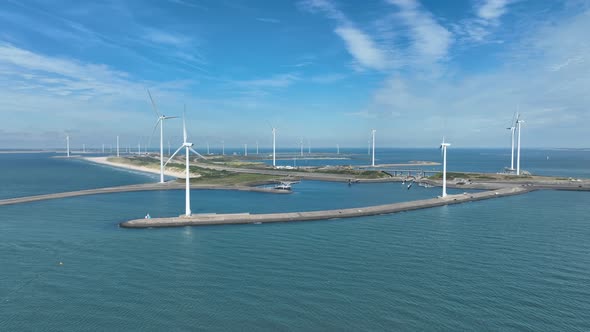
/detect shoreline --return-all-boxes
[83,156,189,179]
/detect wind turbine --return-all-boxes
[164,112,206,217]
[507,112,517,171]
[299,138,304,157]
[440,137,451,197]
[147,89,178,183]
[371,129,376,167]
[272,127,276,167]
[244,143,248,156]
[516,114,524,175]
[66,136,70,157]
[337,144,340,155]
[256,141,259,155]
[116,135,120,157]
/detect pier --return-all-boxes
[120,186,532,228]
[0,182,289,207]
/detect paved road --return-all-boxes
[0,182,288,206]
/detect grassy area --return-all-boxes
[313,168,391,179]
[167,163,279,185]
[428,172,532,181]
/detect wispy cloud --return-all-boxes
[357,7,590,147]
[299,0,391,71]
[334,27,389,70]
[144,28,191,47]
[454,0,513,42]
[387,0,453,62]
[300,0,453,70]
[256,17,281,24]
[477,0,511,20]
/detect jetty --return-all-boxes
[0,182,289,207]
[120,186,532,228]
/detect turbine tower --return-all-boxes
[256,141,259,155]
[272,127,276,167]
[116,136,120,157]
[66,136,70,157]
[299,138,304,157]
[440,138,451,197]
[337,144,339,155]
[516,114,524,175]
[147,89,178,183]
[507,114,516,171]
[165,112,206,217]
[371,129,376,167]
[244,143,247,156]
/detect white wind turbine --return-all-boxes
[371,129,376,167]
[164,112,206,217]
[507,112,517,171]
[66,135,70,157]
[516,114,524,175]
[272,127,277,167]
[147,89,178,183]
[440,137,451,198]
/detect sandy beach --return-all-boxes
[84,156,198,179]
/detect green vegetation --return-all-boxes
[166,163,279,185]
[428,172,532,181]
[312,168,390,179]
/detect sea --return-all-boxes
[0,148,589,331]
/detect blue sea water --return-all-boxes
[1,151,589,331]
[259,148,590,179]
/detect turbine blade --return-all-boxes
[163,116,179,120]
[164,146,184,167]
[189,147,206,159]
[147,118,161,151]
[182,111,187,143]
[147,89,161,118]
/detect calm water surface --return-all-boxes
[0,152,589,331]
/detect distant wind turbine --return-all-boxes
[516,114,524,175]
[66,136,70,157]
[244,143,248,156]
[507,112,517,171]
[272,127,276,167]
[371,129,376,167]
[116,136,120,157]
[440,137,451,197]
[164,112,206,217]
[147,89,178,183]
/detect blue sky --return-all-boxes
[0,0,589,149]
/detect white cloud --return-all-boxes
[358,8,590,147]
[387,0,453,62]
[477,0,510,20]
[334,27,389,70]
[256,17,281,24]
